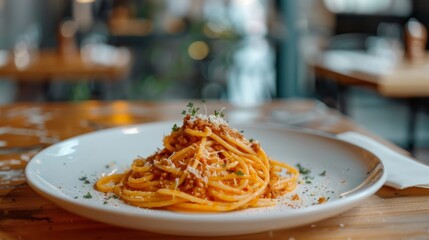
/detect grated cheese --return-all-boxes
[187,114,228,126]
[186,166,202,179]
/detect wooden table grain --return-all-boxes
[1,100,428,240]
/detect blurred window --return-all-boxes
[324,0,411,16]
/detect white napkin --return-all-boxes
[337,131,429,189]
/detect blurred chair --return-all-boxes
[316,33,369,112]
[316,33,387,112]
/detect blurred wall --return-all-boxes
[0,0,40,48]
[0,0,41,103]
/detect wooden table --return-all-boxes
[313,50,429,151]
[313,50,429,98]
[1,100,428,239]
[0,49,130,101]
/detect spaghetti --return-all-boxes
[95,111,299,212]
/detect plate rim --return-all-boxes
[25,121,387,235]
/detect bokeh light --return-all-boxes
[188,41,209,60]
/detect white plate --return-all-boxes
[25,121,386,236]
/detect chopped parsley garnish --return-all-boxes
[296,163,313,184]
[182,101,227,119]
[304,178,313,184]
[182,102,200,116]
[191,107,199,116]
[83,192,92,199]
[296,163,311,175]
[249,138,254,143]
[103,194,119,204]
[236,170,244,176]
[78,176,90,184]
[172,123,180,132]
[319,170,326,176]
[214,110,225,118]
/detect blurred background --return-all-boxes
[0,0,429,153]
